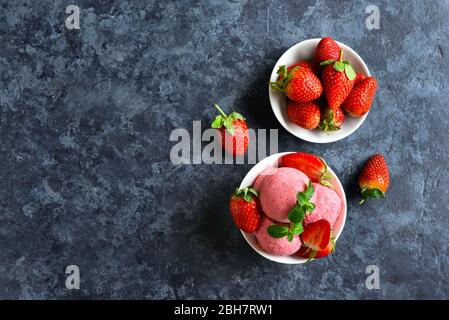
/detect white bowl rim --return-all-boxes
[268,38,371,144]
[239,151,347,264]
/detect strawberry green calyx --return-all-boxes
[320,50,356,80]
[319,109,340,133]
[234,187,259,202]
[317,158,334,188]
[267,181,316,241]
[211,104,244,136]
[269,65,300,92]
[359,188,385,205]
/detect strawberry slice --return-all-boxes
[296,235,335,259]
[300,219,331,251]
[281,152,333,187]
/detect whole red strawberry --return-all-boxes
[229,187,262,233]
[321,50,356,109]
[315,37,340,63]
[358,154,390,204]
[319,107,345,133]
[270,65,322,103]
[287,101,321,129]
[211,104,248,156]
[343,76,378,117]
[354,73,366,84]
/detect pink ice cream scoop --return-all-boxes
[304,182,341,227]
[253,167,309,222]
[255,216,301,256]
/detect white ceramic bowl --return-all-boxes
[240,152,347,264]
[268,38,370,143]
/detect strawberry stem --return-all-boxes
[214,104,227,118]
[339,50,343,63]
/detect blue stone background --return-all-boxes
[0,0,448,299]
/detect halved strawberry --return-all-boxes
[297,233,335,259]
[281,152,333,187]
[300,219,331,251]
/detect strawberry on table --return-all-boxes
[342,76,378,117]
[211,104,249,156]
[321,50,356,109]
[358,154,390,204]
[270,65,323,103]
[281,152,333,188]
[315,37,340,63]
[287,101,321,130]
[229,187,262,233]
[319,106,345,133]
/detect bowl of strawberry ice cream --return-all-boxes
[239,152,347,264]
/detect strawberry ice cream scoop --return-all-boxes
[253,167,309,222]
[304,183,341,227]
[255,216,301,256]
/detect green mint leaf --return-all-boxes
[211,116,223,129]
[302,181,315,201]
[320,60,334,66]
[267,225,289,238]
[333,61,345,72]
[344,64,356,80]
[305,202,315,213]
[287,233,294,242]
[290,223,303,236]
[288,206,305,224]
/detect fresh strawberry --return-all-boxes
[321,50,356,109]
[319,107,345,133]
[287,101,321,129]
[300,219,331,251]
[229,187,262,233]
[211,104,248,156]
[315,37,340,63]
[342,76,378,117]
[281,152,333,187]
[277,60,320,79]
[354,73,366,84]
[297,232,335,259]
[358,154,390,204]
[270,65,322,103]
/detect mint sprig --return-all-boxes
[267,181,315,241]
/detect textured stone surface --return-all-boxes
[0,0,448,299]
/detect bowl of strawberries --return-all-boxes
[269,37,378,143]
[230,151,347,264]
